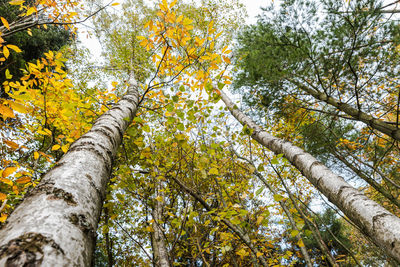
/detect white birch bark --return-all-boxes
[151,181,170,267]
[218,89,400,262]
[0,78,140,266]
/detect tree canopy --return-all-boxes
[1,0,400,266]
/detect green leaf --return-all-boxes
[142,124,150,132]
[167,104,174,112]
[273,194,284,202]
[177,123,185,131]
[257,164,264,171]
[256,187,264,196]
[270,158,279,165]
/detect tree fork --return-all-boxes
[218,88,400,263]
[0,77,140,266]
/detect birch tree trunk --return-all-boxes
[218,89,400,262]
[151,180,170,267]
[0,77,140,266]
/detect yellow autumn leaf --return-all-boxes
[111,2,119,6]
[182,17,193,25]
[33,151,39,160]
[3,46,9,58]
[235,248,249,257]
[0,193,5,200]
[176,15,183,23]
[1,17,9,30]
[0,178,13,186]
[256,252,263,258]
[61,144,69,153]
[8,0,24,5]
[26,7,36,16]
[170,0,177,8]
[291,230,299,237]
[6,45,22,53]
[52,144,61,151]
[208,168,219,175]
[9,101,28,113]
[3,166,17,178]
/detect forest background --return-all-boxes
[0,0,400,266]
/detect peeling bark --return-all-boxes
[218,89,400,262]
[0,79,140,266]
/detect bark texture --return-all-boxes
[0,80,140,266]
[218,89,400,262]
[151,181,170,267]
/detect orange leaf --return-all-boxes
[0,192,6,200]
[4,140,19,150]
[2,167,17,178]
[16,176,31,184]
[0,214,7,223]
[0,104,14,120]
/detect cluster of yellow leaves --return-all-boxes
[0,50,118,219]
[137,0,233,94]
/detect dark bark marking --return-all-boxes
[308,160,323,172]
[85,174,104,201]
[0,233,64,267]
[109,106,123,114]
[122,94,139,107]
[391,241,399,251]
[47,187,77,206]
[337,185,352,198]
[372,213,391,233]
[68,213,96,240]
[68,146,111,173]
[25,182,77,206]
[101,125,118,142]
[292,153,305,166]
[347,193,365,206]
